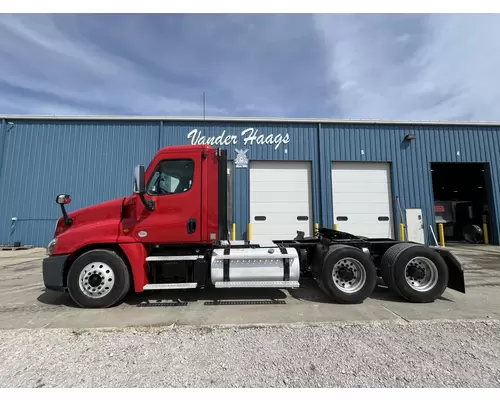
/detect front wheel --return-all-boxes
[319,245,378,304]
[67,249,131,308]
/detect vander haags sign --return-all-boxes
[187,128,290,151]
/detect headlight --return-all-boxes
[46,238,58,256]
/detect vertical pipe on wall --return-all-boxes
[315,123,323,229]
[317,122,333,229]
[158,120,163,150]
[0,119,6,184]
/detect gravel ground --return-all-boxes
[1,319,500,388]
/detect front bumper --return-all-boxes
[42,254,69,292]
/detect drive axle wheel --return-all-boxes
[380,243,448,303]
[67,249,130,308]
[320,245,377,304]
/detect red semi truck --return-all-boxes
[42,144,466,308]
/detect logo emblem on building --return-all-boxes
[234,149,249,168]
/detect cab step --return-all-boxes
[143,283,198,290]
[214,281,300,289]
[146,255,204,262]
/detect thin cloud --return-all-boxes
[314,13,500,122]
[1,14,500,121]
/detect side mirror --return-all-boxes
[55,194,73,226]
[134,165,146,194]
[56,194,71,205]
[133,164,155,212]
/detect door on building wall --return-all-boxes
[406,208,425,244]
[249,161,313,243]
[331,162,395,239]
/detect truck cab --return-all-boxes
[42,144,466,309]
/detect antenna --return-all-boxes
[202,91,206,121]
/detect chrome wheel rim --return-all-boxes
[404,257,439,292]
[78,262,115,299]
[332,258,367,293]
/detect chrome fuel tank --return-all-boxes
[210,246,300,284]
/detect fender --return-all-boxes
[53,218,136,255]
[119,243,149,292]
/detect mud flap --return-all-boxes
[431,247,466,294]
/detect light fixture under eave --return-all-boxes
[404,133,416,141]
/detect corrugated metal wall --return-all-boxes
[319,123,500,244]
[0,119,159,245]
[1,118,499,246]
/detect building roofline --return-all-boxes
[2,114,500,127]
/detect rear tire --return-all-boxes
[319,245,378,304]
[67,249,131,308]
[380,243,449,303]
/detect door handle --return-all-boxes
[187,218,197,234]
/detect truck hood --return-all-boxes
[56,197,126,236]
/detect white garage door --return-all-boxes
[332,162,394,239]
[250,161,313,243]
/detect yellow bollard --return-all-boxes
[399,223,405,241]
[232,223,236,241]
[248,223,252,241]
[483,223,489,245]
[314,223,319,235]
[334,224,338,231]
[438,223,445,247]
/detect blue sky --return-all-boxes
[1,13,500,121]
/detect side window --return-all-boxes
[147,159,195,195]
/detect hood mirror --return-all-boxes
[56,194,71,205]
[55,194,73,227]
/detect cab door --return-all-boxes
[131,150,202,244]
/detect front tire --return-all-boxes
[67,249,131,308]
[380,243,449,303]
[319,245,378,304]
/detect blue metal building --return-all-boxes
[1,115,499,247]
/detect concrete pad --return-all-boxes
[0,248,46,267]
[0,245,499,330]
[1,280,400,329]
